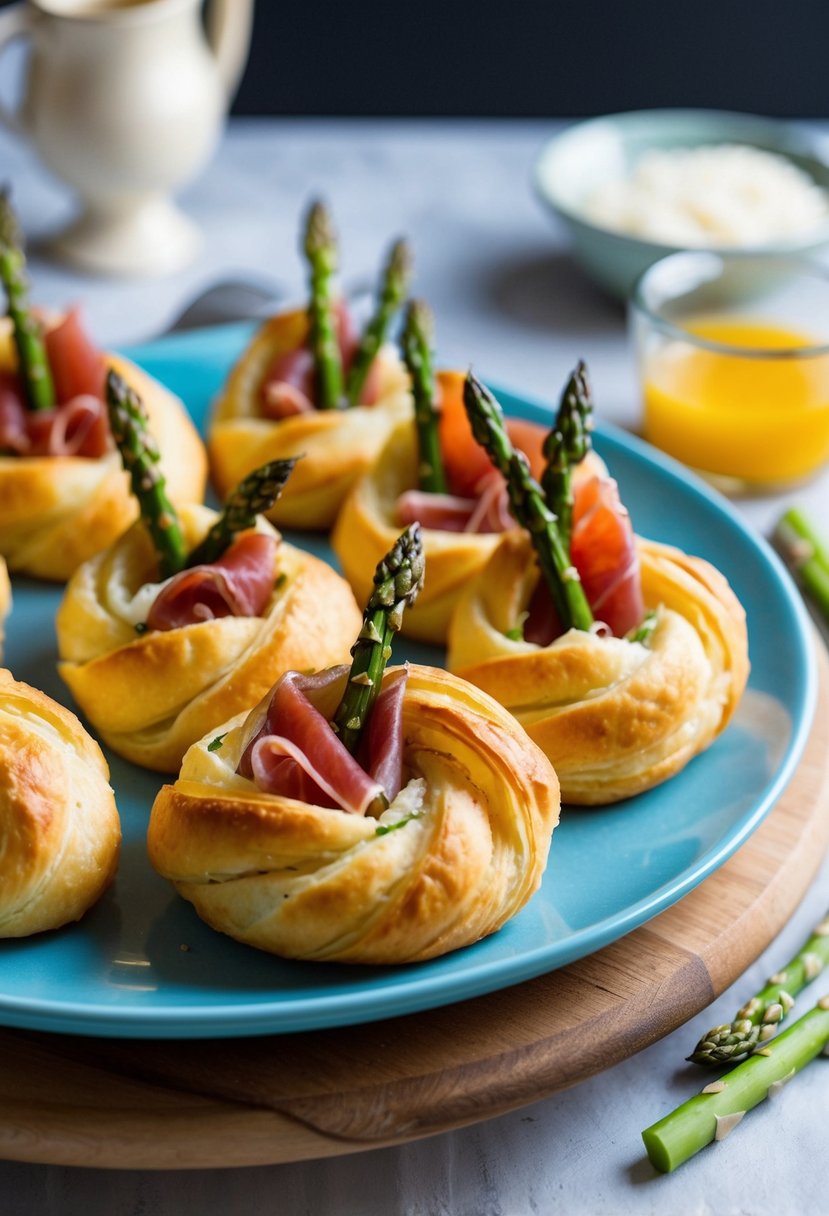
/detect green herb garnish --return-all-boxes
[627,611,657,645]
[375,811,424,837]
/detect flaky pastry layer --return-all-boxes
[148,663,560,964]
[56,504,362,772]
[447,533,750,804]
[0,321,207,581]
[0,669,120,937]
[208,308,412,530]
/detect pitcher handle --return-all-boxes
[0,2,32,136]
[205,0,254,101]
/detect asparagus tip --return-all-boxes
[303,199,337,259]
[403,298,435,345]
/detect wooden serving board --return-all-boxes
[2,641,828,1171]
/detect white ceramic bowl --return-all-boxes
[533,109,829,300]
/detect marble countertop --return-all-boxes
[2,118,829,1216]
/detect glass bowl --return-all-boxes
[630,252,829,493]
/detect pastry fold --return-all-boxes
[448,533,750,804]
[0,323,207,581]
[148,663,560,964]
[0,669,120,937]
[56,505,362,772]
[208,308,411,530]
[332,372,506,643]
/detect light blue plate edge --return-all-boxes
[0,326,817,1037]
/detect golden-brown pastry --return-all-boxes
[332,371,509,644]
[331,368,607,645]
[0,669,120,937]
[448,532,750,804]
[0,556,9,660]
[0,318,207,581]
[208,307,411,530]
[56,504,362,772]
[148,663,560,964]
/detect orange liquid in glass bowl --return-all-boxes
[642,319,829,487]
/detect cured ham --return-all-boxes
[358,667,408,804]
[396,373,546,534]
[260,302,380,417]
[395,473,514,535]
[0,309,110,458]
[146,532,278,632]
[239,664,409,814]
[523,474,644,643]
[438,373,547,499]
[44,309,106,403]
[0,374,28,453]
[570,475,644,637]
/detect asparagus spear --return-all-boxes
[401,299,448,494]
[185,458,298,568]
[463,371,593,632]
[345,237,412,407]
[773,507,829,626]
[331,523,425,756]
[689,911,829,1066]
[541,361,593,549]
[105,369,186,579]
[303,200,344,410]
[0,190,56,412]
[643,994,829,1173]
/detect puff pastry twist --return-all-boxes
[148,664,560,964]
[208,308,411,531]
[332,375,514,644]
[0,323,207,581]
[0,670,120,937]
[448,533,750,804]
[56,504,362,772]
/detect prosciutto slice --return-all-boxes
[239,664,409,814]
[145,532,278,632]
[570,475,644,637]
[0,373,28,453]
[44,308,106,403]
[522,474,645,643]
[259,302,380,417]
[0,309,110,457]
[396,473,514,535]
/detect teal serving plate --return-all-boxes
[534,109,829,299]
[0,323,817,1038]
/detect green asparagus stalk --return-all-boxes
[401,300,448,494]
[331,523,425,757]
[773,507,829,626]
[105,369,186,579]
[463,371,594,632]
[185,458,298,568]
[345,237,412,407]
[689,911,829,1066]
[0,190,56,412]
[541,361,593,549]
[303,200,344,410]
[643,994,829,1173]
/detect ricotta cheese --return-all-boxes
[584,143,829,246]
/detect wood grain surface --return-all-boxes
[2,644,828,1171]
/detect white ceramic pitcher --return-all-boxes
[0,0,254,275]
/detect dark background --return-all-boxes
[230,1,826,118]
[0,1,824,118]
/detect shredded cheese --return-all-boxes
[584,144,829,246]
